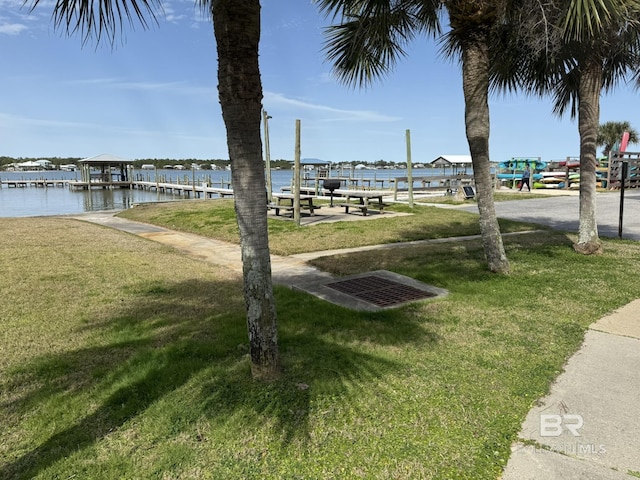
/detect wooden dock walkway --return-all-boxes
[67,180,133,190]
[131,181,234,198]
[1,179,68,188]
[1,178,234,198]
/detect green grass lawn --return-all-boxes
[118,199,538,255]
[1,207,638,479]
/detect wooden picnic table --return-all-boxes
[269,193,320,216]
[335,190,387,216]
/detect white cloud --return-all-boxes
[162,3,186,23]
[0,112,101,130]
[64,77,216,97]
[0,111,219,141]
[264,91,401,122]
[0,0,28,8]
[0,22,27,35]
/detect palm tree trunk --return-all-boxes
[575,57,603,254]
[213,0,280,380]
[461,35,510,274]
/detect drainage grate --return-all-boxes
[326,275,436,307]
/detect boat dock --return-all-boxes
[1,177,234,198]
[1,179,68,188]
[130,181,235,198]
[65,179,235,198]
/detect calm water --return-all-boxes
[0,168,446,218]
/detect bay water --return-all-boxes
[0,168,444,218]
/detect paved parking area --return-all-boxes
[455,191,640,240]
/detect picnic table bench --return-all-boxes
[335,190,388,216]
[268,193,321,216]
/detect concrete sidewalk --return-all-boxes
[70,211,333,288]
[502,301,640,479]
[71,210,640,479]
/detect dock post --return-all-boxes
[293,119,301,226]
[406,129,414,208]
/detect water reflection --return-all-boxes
[0,170,187,218]
[0,184,178,218]
[81,188,164,212]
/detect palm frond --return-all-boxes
[27,0,162,46]
[563,0,640,39]
[550,63,580,118]
[315,0,442,87]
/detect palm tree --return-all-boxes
[316,0,510,274]
[566,1,640,254]
[209,0,279,380]
[30,0,281,379]
[493,0,640,254]
[597,121,639,156]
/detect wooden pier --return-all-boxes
[1,179,68,188]
[1,177,235,198]
[67,180,133,190]
[131,181,234,198]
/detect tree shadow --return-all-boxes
[308,231,576,293]
[1,278,439,479]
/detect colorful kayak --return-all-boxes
[540,176,564,184]
[496,172,543,180]
[558,159,580,169]
[498,157,547,171]
[621,132,630,152]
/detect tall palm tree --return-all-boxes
[494,0,640,254]
[597,121,639,156]
[316,0,510,274]
[30,0,281,380]
[565,0,640,254]
[209,0,279,380]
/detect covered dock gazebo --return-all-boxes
[430,155,473,175]
[300,158,333,179]
[75,154,134,189]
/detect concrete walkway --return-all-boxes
[70,211,332,288]
[502,302,640,479]
[71,208,640,479]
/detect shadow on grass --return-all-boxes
[1,278,438,479]
[391,216,543,245]
[309,231,575,291]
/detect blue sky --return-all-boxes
[1,0,638,163]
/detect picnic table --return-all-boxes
[335,190,388,216]
[268,193,320,216]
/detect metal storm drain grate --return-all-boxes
[295,270,448,311]
[326,275,437,308]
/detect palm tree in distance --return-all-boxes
[29,0,281,380]
[597,121,639,156]
[316,0,510,274]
